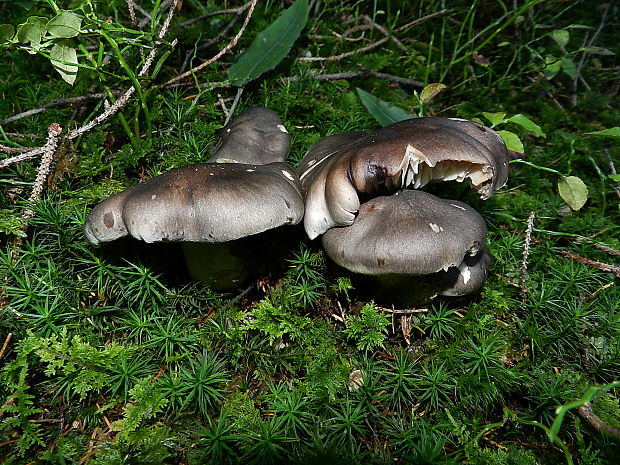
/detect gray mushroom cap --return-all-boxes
[207,107,291,165]
[321,190,487,276]
[298,117,510,239]
[84,162,304,245]
[432,246,491,297]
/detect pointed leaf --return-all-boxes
[50,42,78,85]
[543,55,561,80]
[356,88,415,127]
[608,174,620,182]
[496,130,524,153]
[558,176,588,211]
[481,112,506,127]
[560,57,577,80]
[0,24,15,43]
[47,11,82,39]
[586,127,620,138]
[506,114,545,137]
[228,0,308,87]
[419,83,447,104]
[581,46,615,56]
[550,29,569,48]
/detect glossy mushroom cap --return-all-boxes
[321,190,487,276]
[84,162,304,244]
[298,117,510,239]
[207,107,291,165]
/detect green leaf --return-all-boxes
[50,42,78,85]
[0,24,15,43]
[47,11,82,39]
[17,16,48,45]
[481,112,506,127]
[419,83,447,104]
[496,130,524,153]
[608,174,620,182]
[550,29,569,48]
[543,55,561,80]
[228,0,308,87]
[581,46,615,56]
[505,114,545,137]
[558,176,588,211]
[586,127,620,138]
[560,57,577,80]
[356,88,415,127]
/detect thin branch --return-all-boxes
[556,250,620,278]
[175,1,253,29]
[281,69,424,87]
[0,146,47,169]
[297,36,390,62]
[0,333,12,359]
[0,93,118,126]
[0,145,32,154]
[164,0,258,87]
[577,403,620,437]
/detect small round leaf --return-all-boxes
[47,11,82,39]
[558,176,588,211]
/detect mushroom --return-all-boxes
[85,107,304,289]
[298,117,510,239]
[320,190,490,303]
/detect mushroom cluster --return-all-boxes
[85,110,510,301]
[85,107,304,289]
[296,117,510,302]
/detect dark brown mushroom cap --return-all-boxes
[298,117,509,239]
[207,107,290,165]
[321,190,487,275]
[84,162,304,244]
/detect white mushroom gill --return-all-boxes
[391,144,493,194]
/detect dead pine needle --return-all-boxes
[520,211,536,302]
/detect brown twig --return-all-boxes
[0,92,119,126]
[0,144,32,154]
[0,332,13,359]
[281,69,424,87]
[577,403,620,437]
[164,0,258,87]
[556,250,620,278]
[297,36,390,62]
[377,306,428,314]
[520,211,536,301]
[175,1,253,29]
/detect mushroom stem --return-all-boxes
[181,242,248,291]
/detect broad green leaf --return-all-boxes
[560,57,577,79]
[586,127,620,138]
[550,29,569,48]
[496,130,524,153]
[50,42,78,85]
[506,114,545,137]
[47,11,82,39]
[0,24,15,43]
[419,83,447,104]
[356,88,415,127]
[608,174,620,182]
[228,0,308,87]
[543,55,561,80]
[481,112,506,127]
[17,16,48,45]
[558,176,588,211]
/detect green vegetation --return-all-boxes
[1,0,618,463]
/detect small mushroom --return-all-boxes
[298,117,510,239]
[320,190,490,302]
[208,107,290,165]
[85,108,304,289]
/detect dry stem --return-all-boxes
[520,211,536,301]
